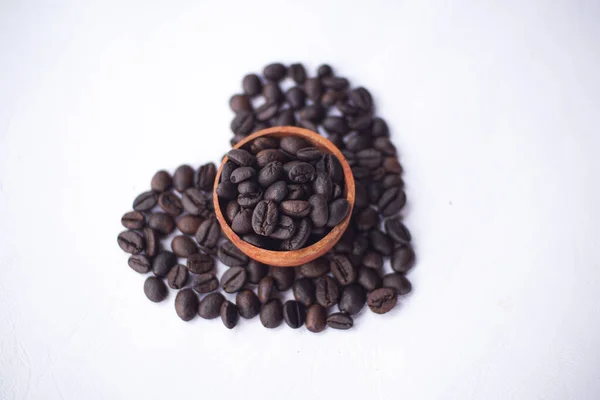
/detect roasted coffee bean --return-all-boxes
[254,122,271,131]
[339,284,366,315]
[351,165,370,180]
[298,104,325,122]
[195,216,220,253]
[167,264,189,289]
[308,194,328,228]
[315,275,340,308]
[327,312,353,330]
[230,110,255,136]
[236,289,261,319]
[283,160,302,175]
[317,63,333,77]
[175,289,198,321]
[298,119,318,132]
[230,166,256,184]
[321,90,348,107]
[242,73,262,96]
[246,259,268,284]
[371,117,389,137]
[133,191,157,212]
[228,149,255,167]
[357,267,381,292]
[192,273,219,293]
[219,301,239,329]
[280,200,311,218]
[377,187,406,217]
[258,161,283,187]
[221,160,237,182]
[322,76,349,90]
[382,174,404,189]
[263,62,286,81]
[225,201,242,225]
[256,149,288,167]
[242,233,267,247]
[304,77,323,102]
[270,215,296,240]
[391,244,415,273]
[353,181,368,209]
[312,172,332,200]
[337,101,359,116]
[152,250,177,277]
[117,230,145,254]
[322,116,349,135]
[263,81,284,103]
[198,292,225,319]
[300,257,329,278]
[350,87,373,111]
[181,188,207,216]
[368,229,393,256]
[252,200,278,236]
[382,273,412,295]
[216,181,237,199]
[287,162,315,183]
[362,251,383,269]
[173,165,194,193]
[280,218,311,250]
[331,254,357,285]
[283,300,306,329]
[158,191,183,216]
[351,234,368,259]
[334,228,355,253]
[370,166,386,181]
[345,135,370,152]
[144,277,168,303]
[270,266,295,291]
[231,208,253,234]
[368,287,397,314]
[231,134,246,146]
[187,252,214,274]
[280,136,309,154]
[151,170,173,192]
[143,227,159,257]
[221,266,248,293]
[293,278,316,307]
[296,147,322,162]
[121,211,145,230]
[171,235,198,257]
[229,94,252,113]
[356,148,383,169]
[332,183,343,199]
[367,181,383,204]
[306,304,326,333]
[383,157,403,174]
[285,87,306,110]
[218,241,249,267]
[264,181,288,203]
[373,137,397,156]
[258,276,275,303]
[289,63,306,84]
[327,199,350,227]
[316,154,343,183]
[250,136,278,153]
[356,207,379,231]
[274,108,296,127]
[238,191,263,207]
[260,299,283,328]
[286,184,307,200]
[177,215,204,235]
[384,217,411,244]
[256,101,280,122]
[349,114,372,131]
[128,254,151,274]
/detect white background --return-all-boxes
[1,1,599,399]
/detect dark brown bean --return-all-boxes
[167,264,189,289]
[192,273,219,293]
[117,230,145,254]
[315,275,340,308]
[391,244,416,273]
[151,170,173,192]
[171,235,198,258]
[187,252,214,274]
[242,74,262,96]
[367,287,397,314]
[198,292,225,319]
[175,289,198,321]
[327,312,353,330]
[177,215,204,235]
[128,254,151,274]
[144,277,168,302]
[142,227,159,257]
[221,266,248,293]
[306,304,327,333]
[158,191,183,216]
[173,165,194,193]
[133,191,157,212]
[382,273,412,295]
[330,254,357,285]
[121,211,145,230]
[229,94,252,113]
[236,289,261,319]
[258,276,276,303]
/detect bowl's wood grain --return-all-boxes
[213,126,355,267]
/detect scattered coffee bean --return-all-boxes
[198,292,225,319]
[229,94,252,113]
[362,251,383,269]
[117,230,145,254]
[171,235,198,258]
[133,191,157,212]
[260,299,283,328]
[258,276,275,304]
[196,162,216,191]
[148,212,176,235]
[167,264,189,289]
[242,74,262,96]
[195,216,220,253]
[175,289,198,321]
[357,267,382,292]
[339,284,367,315]
[293,278,315,307]
[270,266,295,291]
[173,165,194,193]
[221,266,248,293]
[181,188,207,215]
[218,241,249,267]
[220,301,239,329]
[283,300,306,329]
[391,244,415,273]
[236,289,261,319]
[121,211,145,230]
[382,273,412,295]
[315,275,340,308]
[143,227,159,257]
[384,217,411,244]
[368,229,393,256]
[330,254,357,286]
[192,273,219,294]
[177,215,204,235]
[299,257,329,278]
[144,277,168,303]
[306,304,327,333]
[128,254,151,274]
[326,312,353,330]
[152,251,177,277]
[151,170,173,192]
[158,191,183,216]
[187,252,214,274]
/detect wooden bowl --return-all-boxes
[213,126,355,267]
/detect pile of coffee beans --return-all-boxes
[117,62,415,331]
[216,137,350,250]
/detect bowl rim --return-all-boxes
[212,126,355,267]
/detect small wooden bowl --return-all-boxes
[213,126,355,267]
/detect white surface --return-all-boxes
[1,1,599,399]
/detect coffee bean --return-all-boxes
[288,63,306,84]
[350,234,368,263]
[270,266,295,291]
[264,181,288,203]
[293,278,315,307]
[362,251,383,269]
[167,264,189,289]
[349,114,373,131]
[299,257,329,278]
[280,136,308,155]
[287,162,315,183]
[280,200,311,218]
[367,287,397,314]
[274,108,296,127]
[258,276,275,303]
[128,254,151,273]
[173,165,194,193]
[258,161,283,187]
[323,116,349,135]
[195,293,224,320]
[228,149,255,167]
[263,81,284,103]
[304,304,326,333]
[260,299,283,328]
[217,181,237,199]
[231,110,255,136]
[377,187,406,217]
[331,254,357,285]
[354,182,368,210]
[345,135,370,152]
[177,214,204,235]
[326,312,353,330]
[236,289,260,319]
[356,207,379,231]
[121,211,145,230]
[382,174,404,189]
[229,94,252,113]
[296,147,322,162]
[270,215,296,240]
[256,101,280,122]
[143,227,159,257]
[263,62,286,81]
[339,284,366,315]
[187,252,214,274]
[321,90,348,107]
[231,208,253,234]
[304,77,323,102]
[252,200,278,236]
[243,259,267,284]
[221,300,240,328]
[181,188,207,215]
[283,300,306,329]
[221,266,248,293]
[367,181,383,204]
[158,191,183,216]
[280,218,311,250]
[371,117,389,137]
[317,64,333,77]
[391,244,415,273]
[383,157,403,174]
[152,251,177,277]
[322,76,349,90]
[175,289,198,321]
[242,74,262,96]
[117,230,145,254]
[308,194,328,228]
[349,87,373,111]
[133,191,157,212]
[373,137,397,156]
[368,229,393,256]
[250,136,278,153]
[298,119,318,132]
[316,154,343,183]
[312,172,332,201]
[242,233,266,247]
[315,275,340,308]
[357,267,381,292]
[171,235,198,257]
[224,201,240,224]
[356,148,383,169]
[237,191,263,207]
[285,87,306,110]
[218,241,249,267]
[151,170,173,192]
[286,184,307,200]
[384,217,411,244]
[192,273,219,293]
[221,161,237,182]
[144,277,168,302]
[370,166,386,181]
[327,199,350,227]
[256,149,288,167]
[351,165,370,180]
[195,216,221,253]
